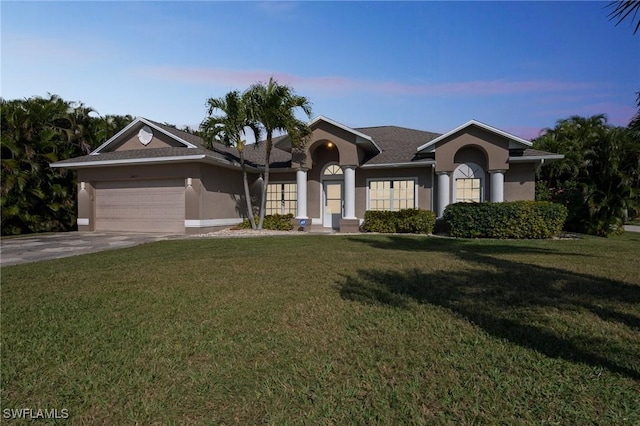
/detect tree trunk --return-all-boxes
[257,134,272,230]
[240,151,256,230]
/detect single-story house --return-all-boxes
[51,115,563,233]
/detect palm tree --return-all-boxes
[630,91,640,135]
[200,91,259,229]
[607,0,640,34]
[533,114,639,235]
[243,78,312,229]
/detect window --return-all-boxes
[454,163,484,203]
[369,179,416,211]
[266,183,297,215]
[456,178,481,203]
[324,164,343,176]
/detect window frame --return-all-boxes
[366,177,418,211]
[265,182,297,215]
[453,162,485,203]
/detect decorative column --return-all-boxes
[490,170,505,202]
[343,166,356,219]
[296,168,308,219]
[437,172,451,217]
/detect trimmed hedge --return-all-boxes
[443,201,567,239]
[236,213,294,231]
[362,209,436,234]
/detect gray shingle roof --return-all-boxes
[53,117,559,170]
[514,148,561,157]
[355,126,441,165]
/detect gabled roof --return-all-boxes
[91,117,200,154]
[275,115,382,154]
[51,116,294,170]
[52,115,561,171]
[416,119,533,152]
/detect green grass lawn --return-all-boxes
[2,233,639,424]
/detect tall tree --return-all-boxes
[1,95,133,235]
[200,91,260,229]
[243,78,312,229]
[630,91,640,135]
[533,114,640,236]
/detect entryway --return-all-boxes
[323,181,343,229]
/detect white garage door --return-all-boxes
[95,179,185,233]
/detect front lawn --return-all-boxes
[2,234,639,424]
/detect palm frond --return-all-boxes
[607,0,640,34]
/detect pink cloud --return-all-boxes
[503,126,546,141]
[535,102,636,127]
[141,66,598,97]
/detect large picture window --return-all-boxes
[368,179,416,211]
[456,178,482,203]
[454,162,484,203]
[266,183,297,215]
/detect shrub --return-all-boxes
[443,201,567,239]
[236,214,294,231]
[362,209,436,234]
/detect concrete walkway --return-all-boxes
[624,225,640,233]
[0,232,186,267]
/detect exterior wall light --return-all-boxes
[186,178,193,187]
[327,142,334,148]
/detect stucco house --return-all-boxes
[51,116,563,234]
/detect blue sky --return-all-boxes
[2,1,638,140]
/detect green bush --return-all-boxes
[443,201,567,239]
[362,209,436,234]
[236,214,294,231]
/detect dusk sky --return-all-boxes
[2,1,638,140]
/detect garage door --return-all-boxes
[95,179,185,233]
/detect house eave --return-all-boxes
[508,155,564,163]
[360,161,435,169]
[417,119,533,152]
[51,154,261,171]
[51,155,209,169]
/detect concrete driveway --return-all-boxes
[0,232,186,267]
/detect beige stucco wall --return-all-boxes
[435,126,510,172]
[297,121,366,168]
[110,130,186,151]
[504,163,536,201]
[76,162,252,232]
[199,164,254,219]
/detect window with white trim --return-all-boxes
[369,179,416,211]
[456,178,482,203]
[324,164,343,176]
[266,183,297,215]
[454,163,484,203]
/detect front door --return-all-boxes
[323,182,343,228]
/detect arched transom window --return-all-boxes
[454,163,485,203]
[323,164,343,176]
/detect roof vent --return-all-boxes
[138,126,153,146]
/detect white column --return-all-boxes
[490,170,505,202]
[437,172,450,217]
[296,168,307,219]
[344,166,356,219]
